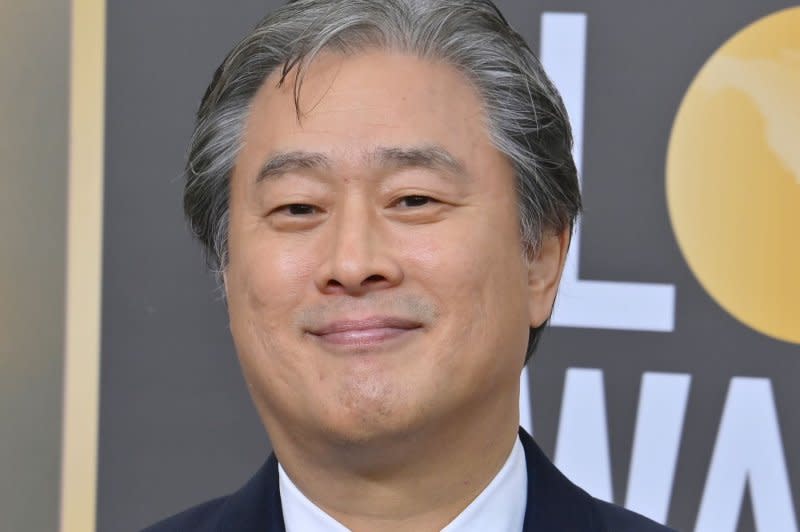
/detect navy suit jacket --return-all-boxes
[144,428,675,531]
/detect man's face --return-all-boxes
[226,51,555,447]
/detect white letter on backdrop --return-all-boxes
[540,12,676,332]
[625,372,691,523]
[554,368,613,502]
[695,377,797,532]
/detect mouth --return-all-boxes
[307,316,423,349]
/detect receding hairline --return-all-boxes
[265,43,496,132]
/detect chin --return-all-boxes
[316,395,425,447]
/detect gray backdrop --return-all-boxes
[0,1,69,531]
[97,1,799,531]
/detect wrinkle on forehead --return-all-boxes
[254,144,472,185]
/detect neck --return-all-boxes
[269,396,520,532]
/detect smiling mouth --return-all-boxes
[308,317,423,349]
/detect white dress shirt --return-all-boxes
[279,435,527,531]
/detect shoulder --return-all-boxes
[592,498,677,532]
[141,454,283,532]
[142,496,234,532]
[141,496,229,532]
[517,427,676,531]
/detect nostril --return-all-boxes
[322,274,389,294]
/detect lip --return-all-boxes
[308,316,423,348]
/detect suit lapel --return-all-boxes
[519,427,600,531]
[217,454,285,532]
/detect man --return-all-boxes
[148,1,674,530]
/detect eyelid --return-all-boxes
[390,194,440,207]
[270,203,322,216]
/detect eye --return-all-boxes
[394,195,435,208]
[276,203,319,216]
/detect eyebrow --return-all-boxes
[371,145,468,180]
[256,151,331,183]
[255,145,469,184]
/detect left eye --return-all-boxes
[395,195,434,208]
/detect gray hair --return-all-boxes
[184,0,581,362]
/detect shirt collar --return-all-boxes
[278,435,527,532]
[278,462,349,531]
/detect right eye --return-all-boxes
[275,203,319,216]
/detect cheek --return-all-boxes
[235,236,317,314]
[226,237,320,391]
[398,213,526,302]
[227,238,321,398]
[397,217,529,363]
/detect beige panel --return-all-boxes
[59,0,106,531]
[0,1,70,531]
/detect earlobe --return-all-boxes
[527,227,571,328]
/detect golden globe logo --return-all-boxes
[543,10,799,529]
[667,7,800,345]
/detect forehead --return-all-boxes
[234,50,510,179]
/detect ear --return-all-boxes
[527,227,571,328]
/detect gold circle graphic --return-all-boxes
[667,7,800,345]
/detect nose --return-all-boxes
[313,201,403,296]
